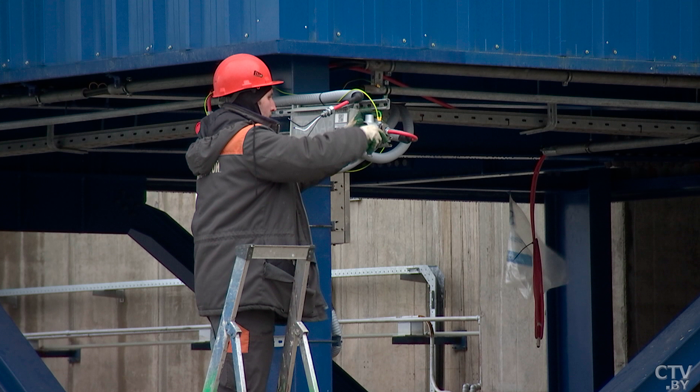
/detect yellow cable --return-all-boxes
[347,163,371,173]
[347,147,385,173]
[274,87,294,95]
[337,88,382,121]
[353,89,382,121]
[203,92,212,115]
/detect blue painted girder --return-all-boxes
[600,294,700,392]
[0,306,65,392]
[3,0,700,84]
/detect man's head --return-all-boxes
[212,53,282,117]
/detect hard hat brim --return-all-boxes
[213,80,284,98]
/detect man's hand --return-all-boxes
[361,124,389,154]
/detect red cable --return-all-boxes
[333,100,350,111]
[382,74,456,109]
[530,155,546,347]
[387,129,418,142]
[347,67,455,109]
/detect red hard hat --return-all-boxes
[212,53,284,98]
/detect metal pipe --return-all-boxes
[342,331,480,338]
[365,86,700,112]
[0,100,202,131]
[92,94,200,101]
[0,89,92,109]
[273,90,363,107]
[38,340,201,350]
[402,155,540,160]
[542,137,695,156]
[338,316,479,324]
[367,60,700,89]
[353,165,602,187]
[0,74,212,109]
[121,74,212,94]
[24,324,209,340]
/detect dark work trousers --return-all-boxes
[208,310,276,392]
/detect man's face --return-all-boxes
[257,89,277,117]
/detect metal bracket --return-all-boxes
[92,289,126,303]
[21,83,37,100]
[36,348,81,364]
[106,74,130,95]
[562,72,573,87]
[47,125,88,155]
[330,173,350,244]
[372,71,385,88]
[521,103,558,135]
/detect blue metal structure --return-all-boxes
[2,0,700,85]
[545,170,614,391]
[599,293,700,392]
[0,306,65,392]
[2,1,700,391]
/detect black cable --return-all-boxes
[289,115,321,129]
[513,242,534,262]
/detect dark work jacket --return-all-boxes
[185,104,367,321]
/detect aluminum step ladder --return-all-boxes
[202,244,319,392]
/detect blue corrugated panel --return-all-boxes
[1,0,700,84]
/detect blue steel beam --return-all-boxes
[3,0,700,84]
[0,305,65,392]
[2,41,698,85]
[128,204,195,290]
[545,169,615,392]
[263,56,335,392]
[599,294,700,392]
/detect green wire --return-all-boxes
[274,87,294,95]
[347,147,385,173]
[203,92,212,115]
[338,88,382,121]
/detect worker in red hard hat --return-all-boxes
[186,53,386,392]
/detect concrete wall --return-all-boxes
[624,196,700,360]
[1,193,206,392]
[332,199,548,392]
[1,194,555,392]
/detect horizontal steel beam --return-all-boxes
[25,325,208,340]
[0,100,201,131]
[0,266,434,297]
[407,108,700,138]
[339,316,479,324]
[369,86,700,112]
[366,60,700,89]
[0,74,212,109]
[0,279,185,297]
[0,121,197,157]
[542,137,700,156]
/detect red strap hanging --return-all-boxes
[529,155,547,347]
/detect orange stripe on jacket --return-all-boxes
[226,324,250,354]
[221,124,258,156]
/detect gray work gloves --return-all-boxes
[360,124,389,154]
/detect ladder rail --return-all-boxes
[277,250,313,392]
[203,245,316,392]
[202,252,250,392]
